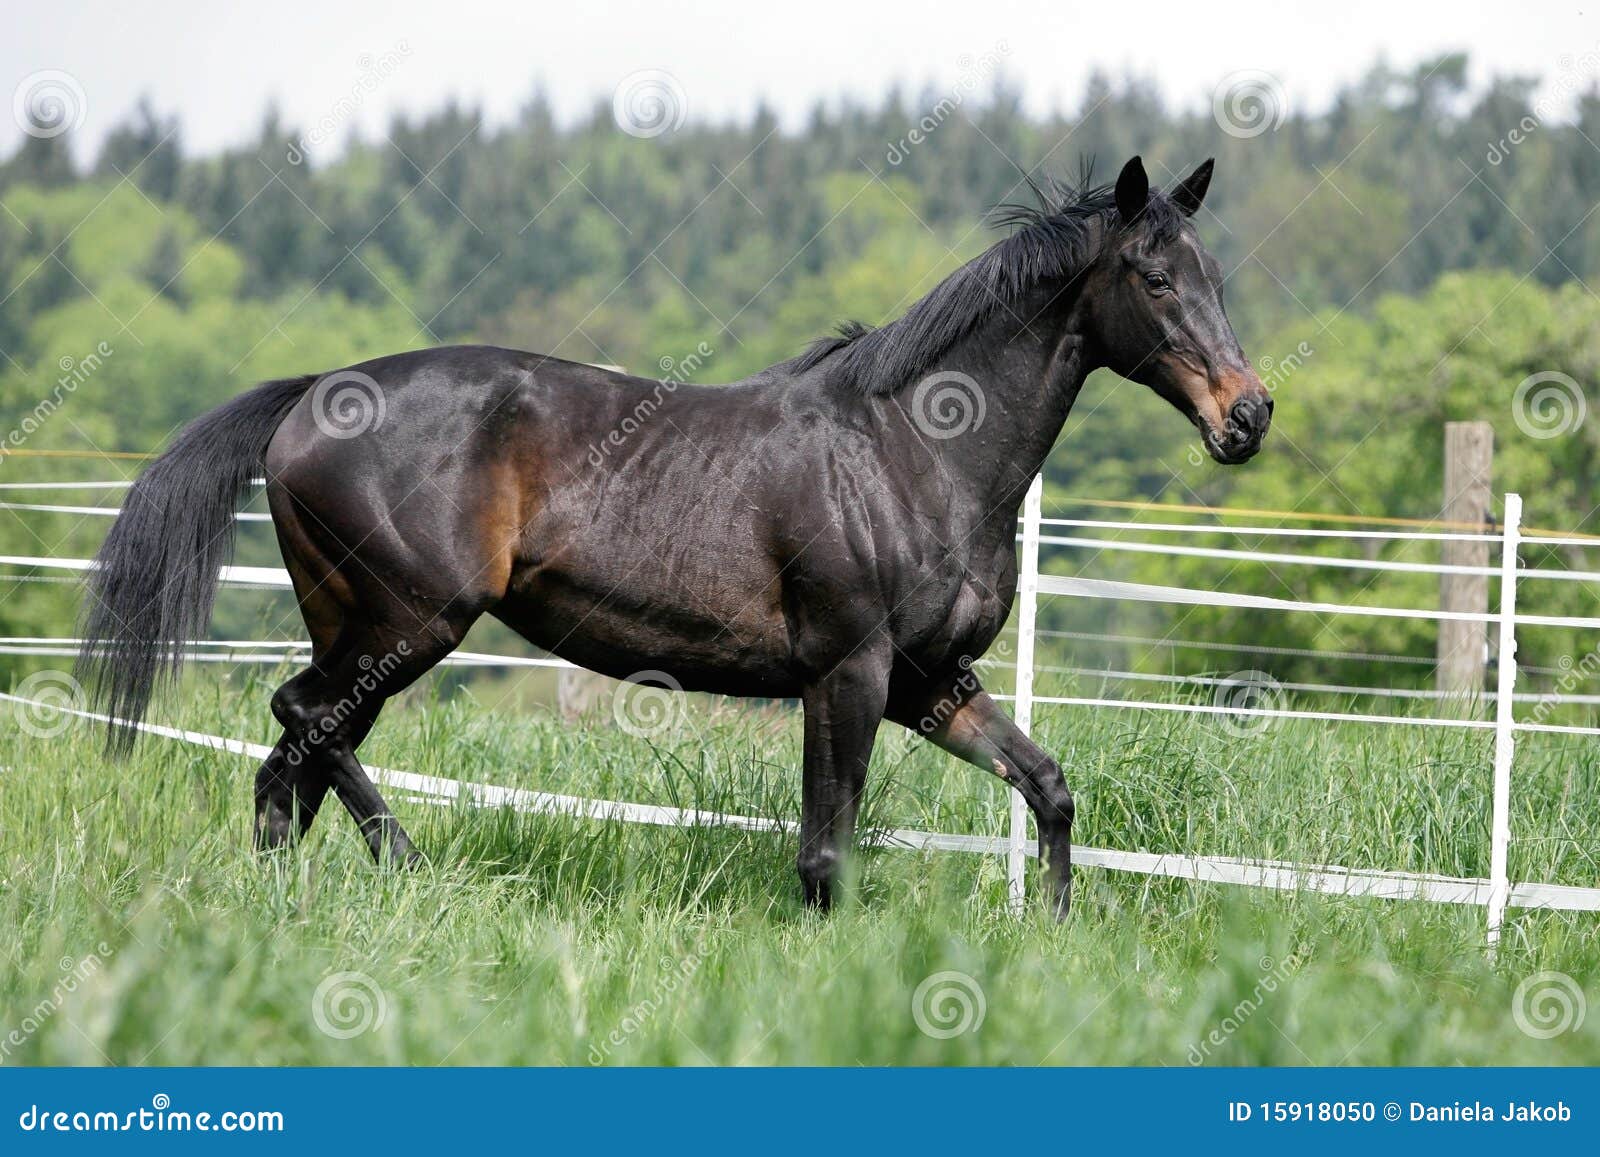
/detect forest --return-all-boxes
[3,52,1599,687]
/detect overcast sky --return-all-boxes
[4,0,1595,163]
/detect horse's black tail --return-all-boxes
[78,374,316,753]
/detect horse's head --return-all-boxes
[1083,156,1272,464]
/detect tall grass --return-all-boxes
[1,670,1597,1065]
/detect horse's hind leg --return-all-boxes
[272,612,475,866]
[254,568,341,850]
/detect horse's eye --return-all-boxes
[1144,271,1171,293]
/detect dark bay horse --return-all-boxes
[81,156,1271,917]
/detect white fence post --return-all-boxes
[1009,474,1044,913]
[1487,491,1522,950]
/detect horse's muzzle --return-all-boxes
[1210,393,1273,463]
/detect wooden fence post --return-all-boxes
[1437,421,1494,695]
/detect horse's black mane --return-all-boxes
[794,171,1187,395]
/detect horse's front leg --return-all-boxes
[797,650,892,909]
[891,677,1075,919]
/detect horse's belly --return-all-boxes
[493,567,796,697]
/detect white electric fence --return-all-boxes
[4,475,1600,941]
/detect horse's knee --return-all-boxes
[1028,761,1074,830]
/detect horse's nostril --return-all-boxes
[1228,396,1270,438]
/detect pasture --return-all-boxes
[3,668,1597,1066]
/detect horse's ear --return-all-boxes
[1114,156,1149,223]
[1171,158,1214,217]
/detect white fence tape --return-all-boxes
[4,689,1595,913]
[7,482,1600,929]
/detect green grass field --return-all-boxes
[2,665,1598,1066]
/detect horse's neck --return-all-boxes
[903,287,1092,521]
